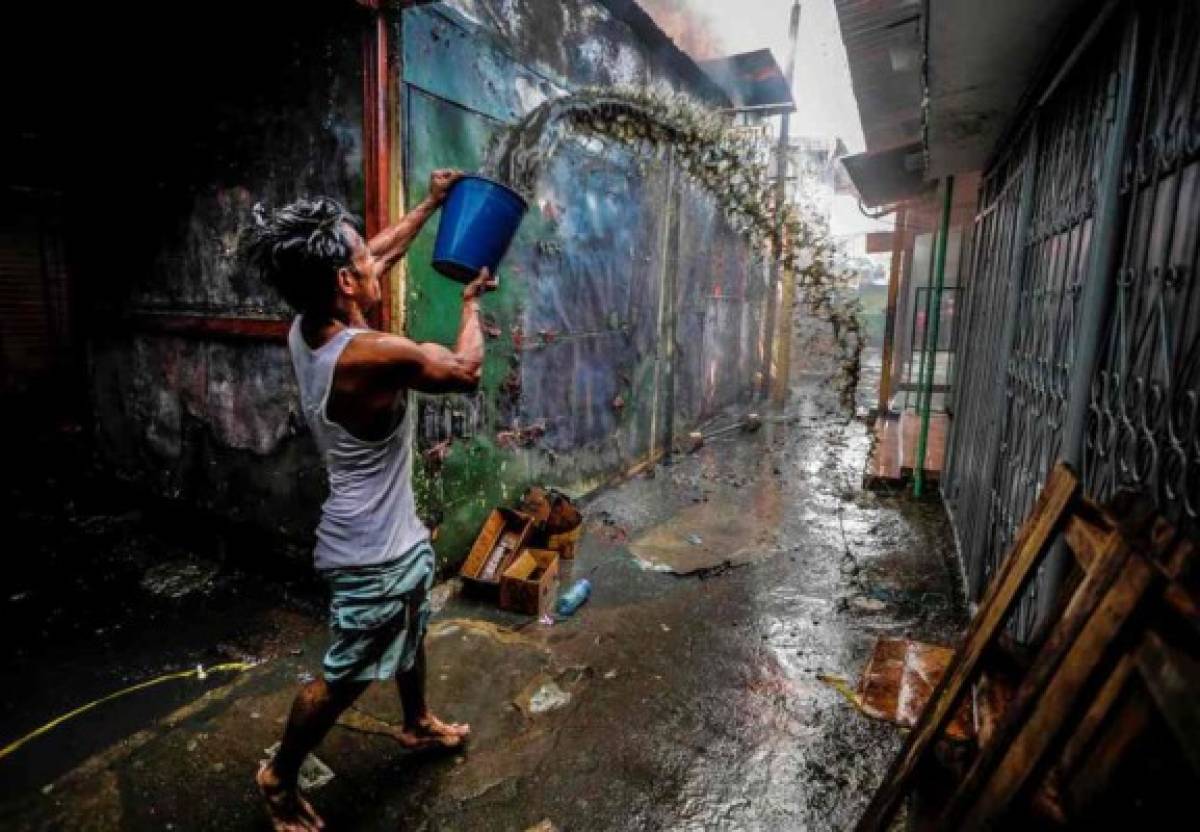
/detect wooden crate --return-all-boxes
[460,509,534,596]
[500,548,560,616]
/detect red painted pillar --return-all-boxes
[361,6,394,331]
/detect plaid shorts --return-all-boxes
[321,542,435,682]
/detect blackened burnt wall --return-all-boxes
[5,4,368,540]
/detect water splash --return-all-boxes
[485,86,866,412]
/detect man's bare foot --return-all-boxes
[398,713,470,749]
[256,761,325,832]
[418,713,471,741]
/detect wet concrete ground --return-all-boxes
[1,354,967,831]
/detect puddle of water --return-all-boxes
[628,485,784,575]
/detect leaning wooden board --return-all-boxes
[947,545,1156,827]
[857,459,1199,830]
[853,463,1080,832]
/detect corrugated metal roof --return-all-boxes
[833,0,925,155]
[601,0,731,105]
[698,49,796,114]
[837,0,1095,178]
[841,141,934,208]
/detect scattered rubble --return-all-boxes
[139,559,219,600]
[517,679,572,715]
[262,743,334,791]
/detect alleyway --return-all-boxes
[1,358,966,831]
[6,0,1199,827]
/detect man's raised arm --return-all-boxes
[372,268,497,394]
[368,169,463,272]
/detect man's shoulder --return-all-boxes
[337,331,423,385]
[343,329,419,357]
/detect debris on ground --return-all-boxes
[816,673,868,715]
[856,637,972,741]
[461,490,585,617]
[262,743,335,791]
[500,548,560,616]
[513,665,590,717]
[555,578,591,616]
[849,596,887,613]
[519,679,572,715]
[429,578,460,613]
[589,511,629,544]
[139,559,219,600]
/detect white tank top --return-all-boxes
[287,317,429,571]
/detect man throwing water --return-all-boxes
[248,169,492,831]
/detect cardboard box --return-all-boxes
[519,486,583,558]
[517,486,553,526]
[500,548,560,616]
[546,525,582,559]
[460,509,534,596]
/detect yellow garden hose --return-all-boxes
[0,661,255,763]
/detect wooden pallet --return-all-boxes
[855,462,1199,831]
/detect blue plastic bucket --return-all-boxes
[432,175,529,283]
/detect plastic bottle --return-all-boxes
[556,578,592,616]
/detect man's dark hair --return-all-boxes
[245,197,365,313]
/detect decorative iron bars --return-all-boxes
[945,141,1033,601]
[992,32,1120,635]
[942,5,1200,640]
[1085,0,1200,538]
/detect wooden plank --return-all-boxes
[361,9,394,331]
[1154,524,1197,628]
[1063,504,1111,572]
[1158,530,1195,578]
[877,207,906,414]
[951,553,1157,828]
[124,314,290,342]
[1135,628,1200,777]
[1163,583,1200,634]
[973,667,1018,749]
[864,411,949,486]
[1065,687,1153,815]
[1029,783,1068,827]
[854,463,1080,832]
[1049,652,1136,787]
